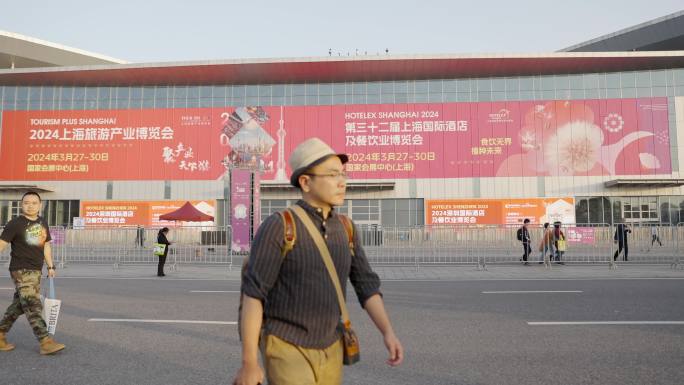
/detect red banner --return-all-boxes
[0,98,670,181]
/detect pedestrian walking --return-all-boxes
[538,222,554,268]
[156,227,171,277]
[233,138,403,385]
[0,191,65,355]
[553,221,566,264]
[517,218,532,265]
[650,225,662,247]
[613,223,632,261]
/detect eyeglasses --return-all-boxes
[303,171,348,181]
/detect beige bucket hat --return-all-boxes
[289,138,349,188]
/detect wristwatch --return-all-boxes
[47,266,56,271]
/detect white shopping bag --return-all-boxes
[42,277,62,336]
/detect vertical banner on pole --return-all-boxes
[230,169,252,253]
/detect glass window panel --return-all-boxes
[673,69,684,85]
[491,78,505,91]
[414,81,429,93]
[186,87,199,98]
[477,91,491,101]
[367,82,381,94]
[505,78,519,91]
[414,94,429,103]
[585,89,599,99]
[332,83,346,95]
[568,75,583,89]
[352,94,366,104]
[352,83,366,94]
[636,87,651,97]
[29,87,42,101]
[245,86,258,97]
[443,80,457,92]
[17,87,29,101]
[570,89,585,99]
[635,71,650,87]
[246,96,259,106]
[554,75,569,90]
[212,86,227,99]
[292,84,306,96]
[319,95,332,105]
[540,76,554,90]
[333,94,346,104]
[231,86,244,98]
[575,199,588,224]
[366,94,381,104]
[381,94,395,103]
[198,86,211,97]
[476,78,491,92]
[172,86,186,98]
[292,95,306,105]
[128,87,142,99]
[394,93,408,103]
[306,84,318,95]
[621,72,636,88]
[381,82,395,93]
[583,74,600,89]
[272,96,285,106]
[456,92,471,102]
[606,73,620,88]
[557,90,571,100]
[621,88,636,98]
[651,70,667,86]
[443,93,457,102]
[606,89,620,98]
[456,79,471,92]
[505,91,519,100]
[429,79,445,92]
[271,85,285,97]
[541,90,555,100]
[519,90,534,100]
[519,77,534,90]
[651,87,666,96]
[491,91,505,101]
[61,87,74,101]
[319,84,332,95]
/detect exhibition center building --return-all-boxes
[1,11,684,229]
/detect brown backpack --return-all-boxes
[238,208,355,339]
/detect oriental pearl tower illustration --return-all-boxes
[274,106,288,182]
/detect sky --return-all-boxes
[1,1,683,63]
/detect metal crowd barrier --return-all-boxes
[2,222,683,271]
[60,225,233,270]
[359,223,619,269]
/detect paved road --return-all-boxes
[0,268,682,385]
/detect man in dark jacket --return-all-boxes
[518,218,532,265]
[613,223,632,261]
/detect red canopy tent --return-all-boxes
[159,201,214,222]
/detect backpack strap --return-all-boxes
[338,214,355,257]
[279,209,297,257]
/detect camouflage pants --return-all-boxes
[0,269,48,341]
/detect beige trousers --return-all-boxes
[261,334,343,385]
